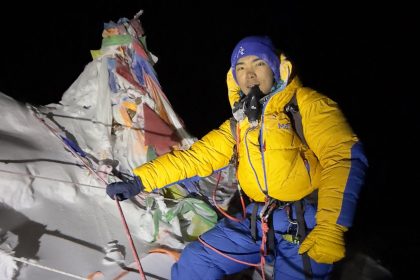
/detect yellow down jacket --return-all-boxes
[134,71,367,227]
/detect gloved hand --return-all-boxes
[298,223,347,264]
[106,177,144,201]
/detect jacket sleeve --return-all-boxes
[133,119,235,192]
[298,89,368,227]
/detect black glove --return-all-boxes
[106,177,144,201]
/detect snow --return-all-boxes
[0,91,183,279]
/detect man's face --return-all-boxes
[235,55,274,95]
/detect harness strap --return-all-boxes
[295,199,313,280]
[230,117,238,141]
[267,210,276,256]
[249,200,279,256]
[250,203,259,240]
[249,198,314,279]
[284,93,308,146]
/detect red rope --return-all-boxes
[31,109,147,279]
[206,122,268,279]
[198,236,260,267]
[198,236,266,280]
[259,219,269,279]
[115,198,146,280]
[212,172,246,222]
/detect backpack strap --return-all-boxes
[284,93,308,147]
[230,93,307,149]
[228,117,239,188]
[230,117,238,141]
[295,199,313,279]
[229,117,239,165]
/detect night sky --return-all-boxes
[0,1,416,278]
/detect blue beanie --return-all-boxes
[231,36,280,84]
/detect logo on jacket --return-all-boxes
[278,123,291,129]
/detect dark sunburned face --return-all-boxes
[235,55,274,95]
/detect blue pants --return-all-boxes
[171,202,333,279]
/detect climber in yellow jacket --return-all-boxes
[107,35,368,279]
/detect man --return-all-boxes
[107,36,368,279]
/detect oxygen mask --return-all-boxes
[232,85,264,127]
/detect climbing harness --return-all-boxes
[200,92,315,279]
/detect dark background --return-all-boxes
[0,1,417,279]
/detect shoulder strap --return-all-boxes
[230,117,237,141]
[230,97,307,147]
[229,117,238,166]
[284,94,308,146]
